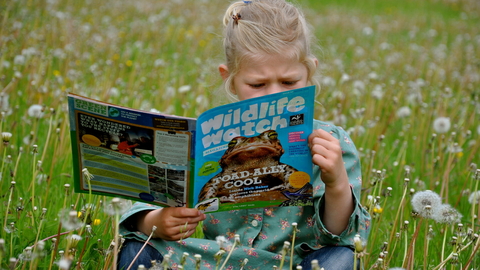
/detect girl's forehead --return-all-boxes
[240,52,301,67]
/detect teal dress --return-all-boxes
[119,120,371,269]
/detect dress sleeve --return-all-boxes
[311,122,371,248]
[119,202,162,241]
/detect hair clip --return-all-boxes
[243,0,252,3]
[232,13,241,25]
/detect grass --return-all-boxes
[0,0,479,269]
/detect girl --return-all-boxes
[118,0,370,269]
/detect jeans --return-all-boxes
[299,246,357,270]
[117,240,164,270]
[117,239,356,270]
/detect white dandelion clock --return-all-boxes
[433,117,451,134]
[103,197,132,216]
[396,106,411,118]
[178,85,191,93]
[468,191,480,204]
[433,204,462,224]
[27,104,44,118]
[411,190,442,218]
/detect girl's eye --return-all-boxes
[283,81,297,86]
[249,83,265,88]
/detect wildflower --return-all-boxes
[214,249,226,265]
[82,168,94,181]
[194,254,202,269]
[396,106,411,118]
[27,104,44,118]
[178,85,191,93]
[1,132,12,144]
[103,198,132,216]
[240,258,248,269]
[468,191,480,204]
[58,257,72,270]
[373,205,383,214]
[59,209,83,230]
[432,117,451,134]
[311,259,323,270]
[14,55,25,65]
[354,234,366,253]
[180,252,189,266]
[67,234,82,249]
[216,235,232,251]
[0,239,5,254]
[411,190,442,218]
[433,204,462,224]
[18,247,33,261]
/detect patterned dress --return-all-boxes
[119,120,371,269]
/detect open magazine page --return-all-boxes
[67,93,196,208]
[193,86,315,212]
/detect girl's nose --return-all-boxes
[267,84,283,95]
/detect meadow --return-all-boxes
[0,0,479,269]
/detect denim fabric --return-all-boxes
[118,239,357,270]
[117,239,164,270]
[299,246,357,270]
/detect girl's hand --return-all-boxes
[138,207,206,241]
[308,129,349,189]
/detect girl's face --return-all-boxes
[219,54,311,101]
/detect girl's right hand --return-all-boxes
[138,207,206,241]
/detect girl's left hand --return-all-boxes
[308,129,349,188]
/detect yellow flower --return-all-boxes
[456,152,463,158]
[93,219,101,226]
[126,60,133,67]
[53,70,61,77]
[373,205,383,214]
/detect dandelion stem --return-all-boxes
[462,234,480,270]
[40,110,54,165]
[29,148,38,225]
[0,143,7,182]
[387,179,408,261]
[290,223,297,270]
[126,226,157,270]
[441,224,448,262]
[219,235,239,270]
[403,218,423,269]
[2,182,15,240]
[113,213,120,270]
[471,180,479,232]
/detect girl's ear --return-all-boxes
[218,64,230,80]
[218,64,236,95]
[313,57,319,67]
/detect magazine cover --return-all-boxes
[68,94,197,208]
[68,85,315,213]
[193,86,315,212]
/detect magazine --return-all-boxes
[68,86,316,213]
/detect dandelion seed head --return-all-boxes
[178,85,191,93]
[411,190,442,218]
[396,106,411,118]
[468,191,480,204]
[433,204,462,224]
[2,132,12,144]
[103,198,132,216]
[59,209,83,230]
[27,104,44,118]
[433,117,451,134]
[58,258,72,270]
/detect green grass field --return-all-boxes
[0,0,479,268]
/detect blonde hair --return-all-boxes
[221,0,319,101]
